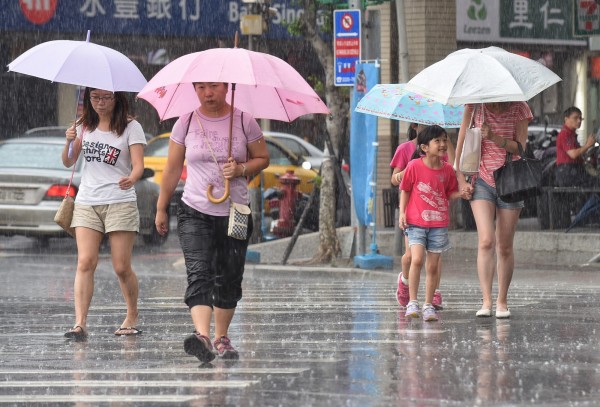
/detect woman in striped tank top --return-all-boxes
[455,102,533,320]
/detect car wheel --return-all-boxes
[143,215,169,246]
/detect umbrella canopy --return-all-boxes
[405,46,562,105]
[137,47,330,122]
[7,40,147,92]
[354,83,464,127]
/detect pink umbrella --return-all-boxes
[138,36,330,202]
[137,47,330,122]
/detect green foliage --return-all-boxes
[308,75,325,94]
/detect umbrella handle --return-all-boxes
[207,179,230,203]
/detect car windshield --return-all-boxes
[267,141,298,166]
[275,138,309,158]
[145,137,170,157]
[0,143,66,170]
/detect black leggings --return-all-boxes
[177,202,252,310]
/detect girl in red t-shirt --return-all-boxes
[399,126,462,321]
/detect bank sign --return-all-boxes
[5,0,305,39]
[457,0,586,46]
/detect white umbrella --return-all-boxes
[405,46,561,105]
[7,34,146,92]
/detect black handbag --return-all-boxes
[493,142,542,203]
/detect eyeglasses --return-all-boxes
[90,95,115,103]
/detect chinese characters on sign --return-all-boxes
[79,0,199,21]
[500,0,572,42]
[334,9,361,87]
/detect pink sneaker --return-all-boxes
[432,291,444,310]
[396,272,410,307]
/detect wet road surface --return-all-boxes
[1,235,600,405]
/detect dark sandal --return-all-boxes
[64,325,87,340]
[114,326,142,336]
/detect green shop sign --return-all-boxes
[457,0,586,46]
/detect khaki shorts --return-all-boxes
[72,202,139,234]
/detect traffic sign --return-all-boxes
[334,9,361,87]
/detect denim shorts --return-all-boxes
[471,177,524,209]
[405,226,450,253]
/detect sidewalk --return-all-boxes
[249,218,600,267]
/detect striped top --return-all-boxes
[471,102,533,187]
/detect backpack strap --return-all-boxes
[184,111,193,136]
[241,111,247,139]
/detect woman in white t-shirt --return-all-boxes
[155,82,269,363]
[62,88,147,340]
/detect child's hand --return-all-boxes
[399,213,408,229]
[458,180,473,200]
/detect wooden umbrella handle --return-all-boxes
[207,179,230,203]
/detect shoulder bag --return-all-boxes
[54,126,85,237]
[493,141,542,203]
[459,105,482,175]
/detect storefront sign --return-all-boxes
[574,0,600,36]
[457,0,586,46]
[5,0,304,39]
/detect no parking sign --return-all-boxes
[334,9,361,86]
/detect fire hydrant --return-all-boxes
[272,170,301,237]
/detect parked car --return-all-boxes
[144,133,186,213]
[21,126,155,142]
[264,131,325,171]
[0,137,167,246]
[22,126,69,139]
[145,132,318,195]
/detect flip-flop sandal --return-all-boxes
[64,325,87,340]
[114,327,142,336]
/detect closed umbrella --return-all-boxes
[405,46,561,105]
[355,83,464,127]
[138,35,330,202]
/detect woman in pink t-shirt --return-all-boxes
[155,82,270,363]
[455,102,532,319]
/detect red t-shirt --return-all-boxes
[390,140,417,171]
[400,158,458,228]
[556,125,583,165]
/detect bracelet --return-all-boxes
[501,138,508,149]
[241,163,247,177]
